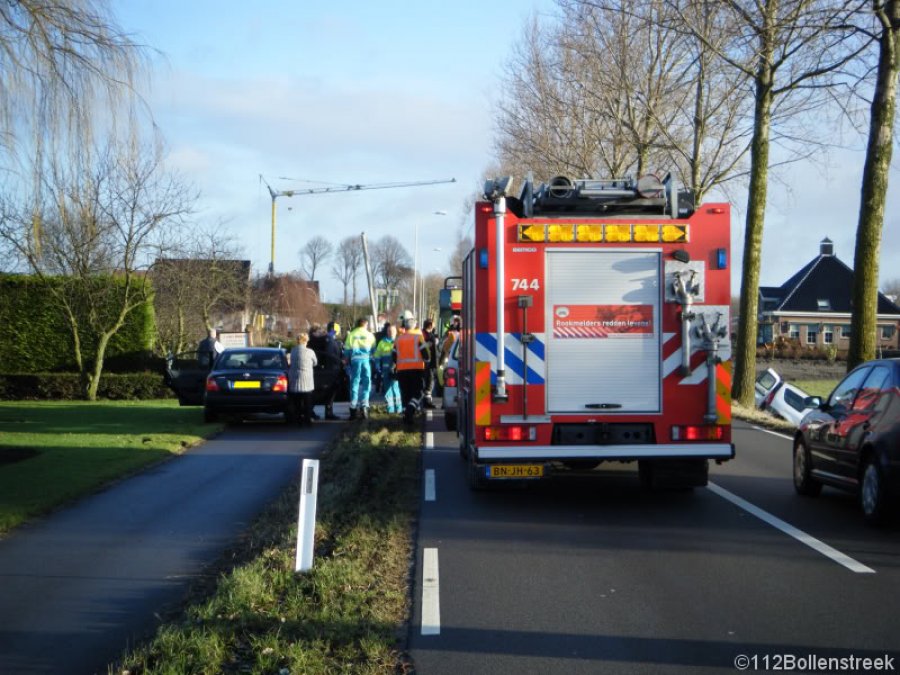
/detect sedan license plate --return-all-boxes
[232,381,261,390]
[489,464,543,479]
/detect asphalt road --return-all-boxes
[410,417,900,674]
[0,410,347,675]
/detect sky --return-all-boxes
[115,1,900,304]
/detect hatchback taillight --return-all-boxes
[272,374,288,393]
[206,377,219,392]
[445,367,457,388]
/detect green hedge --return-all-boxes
[0,372,173,400]
[0,274,156,373]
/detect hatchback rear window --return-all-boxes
[756,371,777,390]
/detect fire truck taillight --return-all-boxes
[671,425,725,441]
[206,377,220,392]
[484,426,537,442]
[444,367,457,388]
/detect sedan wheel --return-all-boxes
[860,456,887,524]
[793,438,821,496]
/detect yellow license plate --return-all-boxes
[489,464,544,479]
[233,381,261,389]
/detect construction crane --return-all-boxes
[260,176,457,275]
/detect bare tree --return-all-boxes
[0,138,194,399]
[151,225,249,354]
[299,235,333,281]
[370,235,413,302]
[0,1,146,167]
[447,231,473,277]
[331,235,363,307]
[667,0,867,405]
[847,1,900,370]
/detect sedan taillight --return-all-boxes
[206,376,220,392]
[272,374,288,393]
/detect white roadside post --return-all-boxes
[295,458,320,573]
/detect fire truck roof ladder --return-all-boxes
[517,172,693,218]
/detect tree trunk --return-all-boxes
[732,61,775,406]
[848,1,900,371]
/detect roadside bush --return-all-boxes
[0,372,173,400]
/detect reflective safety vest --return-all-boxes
[344,327,375,361]
[394,332,425,371]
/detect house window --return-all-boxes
[823,326,834,344]
[789,324,800,340]
[882,325,895,340]
[806,326,818,344]
[841,325,852,339]
[817,299,831,311]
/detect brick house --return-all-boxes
[757,238,900,352]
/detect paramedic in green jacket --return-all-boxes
[343,317,376,419]
[373,324,401,414]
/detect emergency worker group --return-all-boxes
[201,313,458,426]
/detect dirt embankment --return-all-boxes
[752,358,846,381]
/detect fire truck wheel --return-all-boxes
[793,438,822,497]
[467,453,487,491]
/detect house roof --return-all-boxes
[759,242,900,316]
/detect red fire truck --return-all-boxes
[458,174,733,489]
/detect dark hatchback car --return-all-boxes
[793,358,900,522]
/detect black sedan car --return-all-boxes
[201,347,290,422]
[793,358,900,523]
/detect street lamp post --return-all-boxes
[414,211,447,319]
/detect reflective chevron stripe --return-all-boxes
[475,332,546,385]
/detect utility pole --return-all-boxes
[260,176,456,275]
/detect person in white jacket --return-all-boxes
[288,332,318,425]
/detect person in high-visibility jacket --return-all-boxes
[343,318,376,419]
[373,324,401,414]
[393,317,430,424]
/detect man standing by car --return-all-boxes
[308,323,343,420]
[344,318,376,419]
[421,318,439,409]
[197,328,223,370]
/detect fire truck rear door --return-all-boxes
[546,249,661,413]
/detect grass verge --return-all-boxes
[791,379,839,399]
[0,399,220,534]
[731,401,795,433]
[115,411,421,675]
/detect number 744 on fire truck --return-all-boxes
[455,173,734,490]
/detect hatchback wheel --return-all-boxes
[860,455,887,524]
[203,406,218,423]
[793,438,821,496]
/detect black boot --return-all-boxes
[324,404,340,420]
[349,408,358,420]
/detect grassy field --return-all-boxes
[792,379,839,399]
[0,400,218,533]
[115,413,421,675]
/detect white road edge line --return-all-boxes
[425,469,436,502]
[707,482,875,574]
[426,410,433,422]
[425,431,434,449]
[421,548,441,635]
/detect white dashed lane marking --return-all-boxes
[425,469,436,502]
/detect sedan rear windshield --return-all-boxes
[218,351,287,370]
